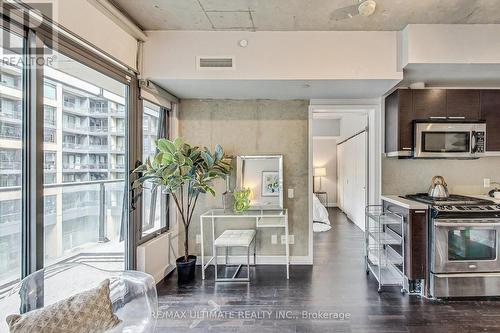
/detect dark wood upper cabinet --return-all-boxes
[480,90,500,151]
[385,88,491,155]
[446,89,480,119]
[385,89,413,154]
[413,89,446,120]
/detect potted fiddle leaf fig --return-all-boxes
[133,138,232,283]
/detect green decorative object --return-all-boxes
[233,188,251,213]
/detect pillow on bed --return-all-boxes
[6,279,121,333]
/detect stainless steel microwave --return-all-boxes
[414,121,486,158]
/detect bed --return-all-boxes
[313,194,331,232]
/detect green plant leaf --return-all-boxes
[173,137,183,148]
[201,151,214,168]
[214,144,223,160]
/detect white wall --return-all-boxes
[313,138,337,206]
[339,114,368,141]
[143,31,401,80]
[43,0,138,70]
[401,24,500,66]
[312,118,340,137]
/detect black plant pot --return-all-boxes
[176,255,196,284]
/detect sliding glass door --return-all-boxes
[0,27,25,290]
[42,48,127,270]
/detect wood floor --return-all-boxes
[156,208,500,332]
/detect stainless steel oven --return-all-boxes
[414,121,486,158]
[432,218,500,273]
[430,209,500,298]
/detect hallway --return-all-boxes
[156,208,500,332]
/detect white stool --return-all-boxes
[213,229,256,282]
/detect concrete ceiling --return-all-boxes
[112,0,500,31]
[154,79,400,99]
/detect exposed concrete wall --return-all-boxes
[382,156,500,195]
[179,99,309,259]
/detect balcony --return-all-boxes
[62,142,87,151]
[62,163,89,171]
[63,101,89,115]
[0,179,126,295]
[63,124,89,134]
[89,126,108,134]
[0,161,22,171]
[0,110,22,123]
[88,144,108,152]
[109,106,125,117]
[88,163,108,170]
[89,106,109,116]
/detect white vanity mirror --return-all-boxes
[236,155,283,210]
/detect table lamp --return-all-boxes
[314,167,327,192]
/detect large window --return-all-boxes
[0,28,23,288]
[141,101,169,238]
[42,49,128,270]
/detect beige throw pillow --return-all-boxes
[6,279,121,333]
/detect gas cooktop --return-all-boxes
[403,193,500,214]
[404,193,494,206]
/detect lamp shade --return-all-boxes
[314,167,326,177]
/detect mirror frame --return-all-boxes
[236,155,284,210]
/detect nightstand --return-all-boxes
[314,191,328,207]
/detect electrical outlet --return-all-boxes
[196,234,201,244]
[484,178,491,188]
[271,235,278,244]
[288,188,294,199]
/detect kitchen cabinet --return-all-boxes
[480,90,500,152]
[382,200,428,281]
[385,89,413,155]
[446,89,480,119]
[413,89,446,120]
[385,88,484,156]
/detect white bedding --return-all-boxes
[313,194,331,232]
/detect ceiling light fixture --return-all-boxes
[358,0,377,17]
[238,39,248,47]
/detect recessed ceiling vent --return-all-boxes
[196,56,235,70]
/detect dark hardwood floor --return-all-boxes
[156,208,500,332]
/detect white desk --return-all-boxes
[200,209,289,280]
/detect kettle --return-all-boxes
[428,176,449,198]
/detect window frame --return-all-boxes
[137,98,170,245]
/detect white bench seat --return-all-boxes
[214,230,256,247]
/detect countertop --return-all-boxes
[381,195,428,210]
[381,194,500,210]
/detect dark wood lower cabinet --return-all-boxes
[383,201,428,280]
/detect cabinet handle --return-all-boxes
[429,116,447,119]
[448,116,466,119]
[414,210,426,214]
[402,147,412,150]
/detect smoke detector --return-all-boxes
[358,0,377,17]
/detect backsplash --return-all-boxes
[382,156,500,195]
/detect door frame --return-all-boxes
[308,102,382,263]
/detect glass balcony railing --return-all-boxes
[88,163,108,170]
[0,161,22,170]
[0,179,125,294]
[89,106,108,115]
[89,126,108,133]
[62,163,88,171]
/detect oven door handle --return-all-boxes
[435,221,500,227]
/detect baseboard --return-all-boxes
[196,255,313,265]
